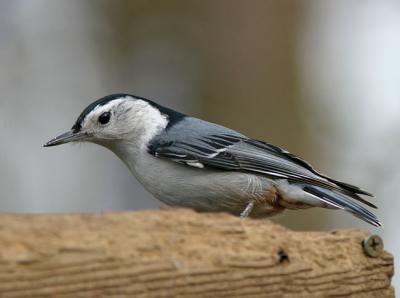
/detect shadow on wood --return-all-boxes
[0,209,394,297]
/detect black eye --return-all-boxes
[98,112,111,125]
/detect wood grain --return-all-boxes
[0,209,394,297]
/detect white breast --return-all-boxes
[112,143,275,214]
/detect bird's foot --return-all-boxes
[240,201,255,218]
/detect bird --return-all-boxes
[44,93,381,227]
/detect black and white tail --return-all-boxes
[303,185,381,227]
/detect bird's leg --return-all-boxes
[240,201,255,218]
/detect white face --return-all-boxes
[79,96,168,148]
[44,95,169,150]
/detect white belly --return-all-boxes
[121,149,277,215]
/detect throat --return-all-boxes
[105,139,149,174]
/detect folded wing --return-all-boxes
[148,133,380,226]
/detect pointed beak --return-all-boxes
[43,130,87,147]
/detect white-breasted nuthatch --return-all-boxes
[44,94,381,226]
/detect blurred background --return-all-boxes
[0,0,399,290]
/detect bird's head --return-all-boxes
[44,94,181,150]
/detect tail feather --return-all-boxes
[341,192,377,209]
[323,178,377,209]
[303,185,382,227]
[327,178,374,197]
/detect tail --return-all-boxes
[303,185,382,227]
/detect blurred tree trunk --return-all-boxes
[199,1,327,229]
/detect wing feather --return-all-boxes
[148,133,376,209]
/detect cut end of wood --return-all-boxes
[0,209,394,297]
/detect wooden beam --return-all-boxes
[0,209,394,297]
